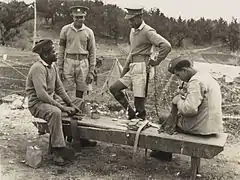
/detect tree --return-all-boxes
[228,18,240,52]
[0,1,34,42]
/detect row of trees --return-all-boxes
[0,0,240,51]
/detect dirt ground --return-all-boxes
[1,42,240,179]
[0,102,240,180]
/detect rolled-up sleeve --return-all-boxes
[147,30,171,65]
[177,80,204,116]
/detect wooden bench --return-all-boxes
[32,115,228,180]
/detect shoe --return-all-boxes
[80,138,97,147]
[136,110,146,120]
[52,153,67,166]
[52,147,76,161]
[150,150,172,161]
[128,108,136,120]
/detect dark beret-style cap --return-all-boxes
[168,56,193,74]
[32,39,53,54]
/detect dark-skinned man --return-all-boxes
[57,6,97,147]
[110,8,171,120]
[58,6,96,99]
[26,39,85,165]
[150,56,224,161]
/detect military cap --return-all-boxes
[32,39,53,54]
[168,56,193,74]
[70,6,89,17]
[124,8,143,20]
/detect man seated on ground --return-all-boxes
[26,39,87,165]
[150,55,224,161]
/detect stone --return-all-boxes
[25,145,43,168]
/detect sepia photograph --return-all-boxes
[0,0,239,179]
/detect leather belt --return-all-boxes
[131,55,150,63]
[66,53,88,60]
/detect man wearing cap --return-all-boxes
[26,39,83,165]
[58,6,96,99]
[110,7,171,120]
[150,56,223,161]
[57,5,97,147]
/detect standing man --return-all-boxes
[26,39,82,165]
[58,6,96,99]
[110,8,171,120]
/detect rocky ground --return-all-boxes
[1,43,240,179]
[0,96,240,180]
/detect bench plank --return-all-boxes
[32,115,228,159]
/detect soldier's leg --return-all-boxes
[132,63,147,119]
[62,58,77,99]
[109,80,136,119]
[134,97,146,120]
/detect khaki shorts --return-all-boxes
[120,62,147,97]
[62,57,89,98]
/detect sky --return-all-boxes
[1,0,239,22]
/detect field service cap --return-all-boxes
[70,6,89,17]
[168,56,193,74]
[124,7,143,20]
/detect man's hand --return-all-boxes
[172,94,182,105]
[70,103,81,113]
[62,106,76,116]
[148,59,158,67]
[59,70,65,81]
[86,72,94,84]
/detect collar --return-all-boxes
[39,58,52,68]
[133,21,145,32]
[70,23,86,32]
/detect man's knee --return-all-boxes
[109,80,126,96]
[51,107,62,119]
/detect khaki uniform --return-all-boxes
[120,21,171,97]
[58,23,96,97]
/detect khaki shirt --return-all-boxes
[124,21,171,69]
[177,72,223,135]
[58,23,96,73]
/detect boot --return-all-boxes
[134,97,146,120]
[136,110,146,120]
[52,147,76,166]
[128,106,136,120]
[150,150,172,161]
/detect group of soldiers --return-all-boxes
[26,6,223,165]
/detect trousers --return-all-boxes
[29,98,84,148]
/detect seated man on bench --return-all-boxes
[26,39,88,165]
[150,55,224,161]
